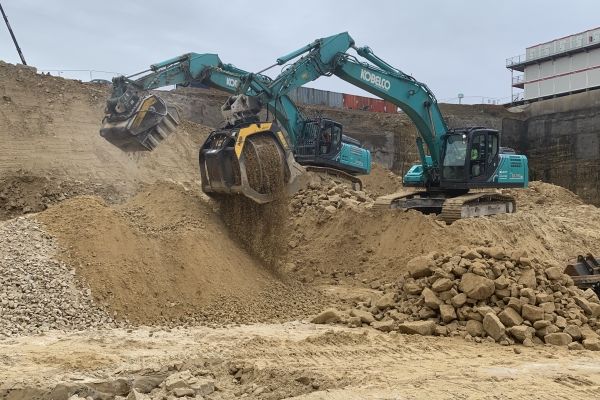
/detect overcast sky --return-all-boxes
[1,0,598,103]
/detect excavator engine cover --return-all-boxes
[100,94,180,152]
[199,122,296,204]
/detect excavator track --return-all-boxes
[373,189,427,210]
[438,192,516,224]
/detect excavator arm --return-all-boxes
[100,53,269,151]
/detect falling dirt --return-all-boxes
[218,135,290,268]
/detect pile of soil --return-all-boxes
[286,181,600,286]
[36,182,325,325]
[0,62,211,201]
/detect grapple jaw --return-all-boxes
[100,94,180,152]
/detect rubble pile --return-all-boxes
[57,369,215,400]
[315,246,600,350]
[0,217,120,337]
[290,174,375,216]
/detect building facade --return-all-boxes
[507,27,600,103]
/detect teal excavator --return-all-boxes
[101,32,528,222]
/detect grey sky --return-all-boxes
[1,0,598,103]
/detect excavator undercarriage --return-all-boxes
[374,189,516,224]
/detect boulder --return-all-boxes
[466,320,484,337]
[439,304,457,323]
[311,308,343,324]
[403,281,422,295]
[522,304,544,322]
[483,313,506,341]
[451,293,467,308]
[494,275,511,290]
[397,321,435,336]
[583,338,600,351]
[371,319,395,332]
[432,278,454,292]
[508,325,533,342]
[350,309,375,324]
[459,273,495,300]
[462,249,481,260]
[544,332,572,346]
[375,292,396,309]
[498,307,523,327]
[545,266,564,280]
[407,256,434,278]
[564,325,582,341]
[518,269,537,289]
[422,287,443,310]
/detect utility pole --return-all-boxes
[0,2,27,65]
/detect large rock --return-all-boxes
[375,292,396,309]
[451,293,467,308]
[422,288,443,310]
[406,256,435,278]
[439,304,457,323]
[518,269,537,289]
[583,338,600,351]
[432,278,454,292]
[466,320,484,337]
[190,378,215,396]
[545,266,564,280]
[350,308,375,324]
[544,332,572,346]
[459,273,495,300]
[371,319,395,332]
[483,313,506,341]
[165,371,194,391]
[508,325,534,342]
[521,304,544,322]
[498,307,523,327]
[311,308,342,324]
[397,321,435,336]
[564,325,582,341]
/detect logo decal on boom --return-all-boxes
[226,77,239,88]
[360,69,391,91]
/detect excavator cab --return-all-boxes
[440,128,501,187]
[295,118,370,175]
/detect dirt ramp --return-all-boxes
[36,182,323,325]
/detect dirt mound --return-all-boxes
[0,62,211,198]
[358,163,403,197]
[0,173,122,220]
[287,182,600,286]
[36,182,324,325]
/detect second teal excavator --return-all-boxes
[101,32,528,222]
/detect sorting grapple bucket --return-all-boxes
[199,124,304,204]
[100,94,180,152]
[566,253,600,298]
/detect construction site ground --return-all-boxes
[1,62,600,399]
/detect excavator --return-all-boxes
[100,52,370,203]
[100,32,529,222]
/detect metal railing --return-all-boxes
[37,69,124,82]
[506,54,526,67]
[511,74,525,85]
